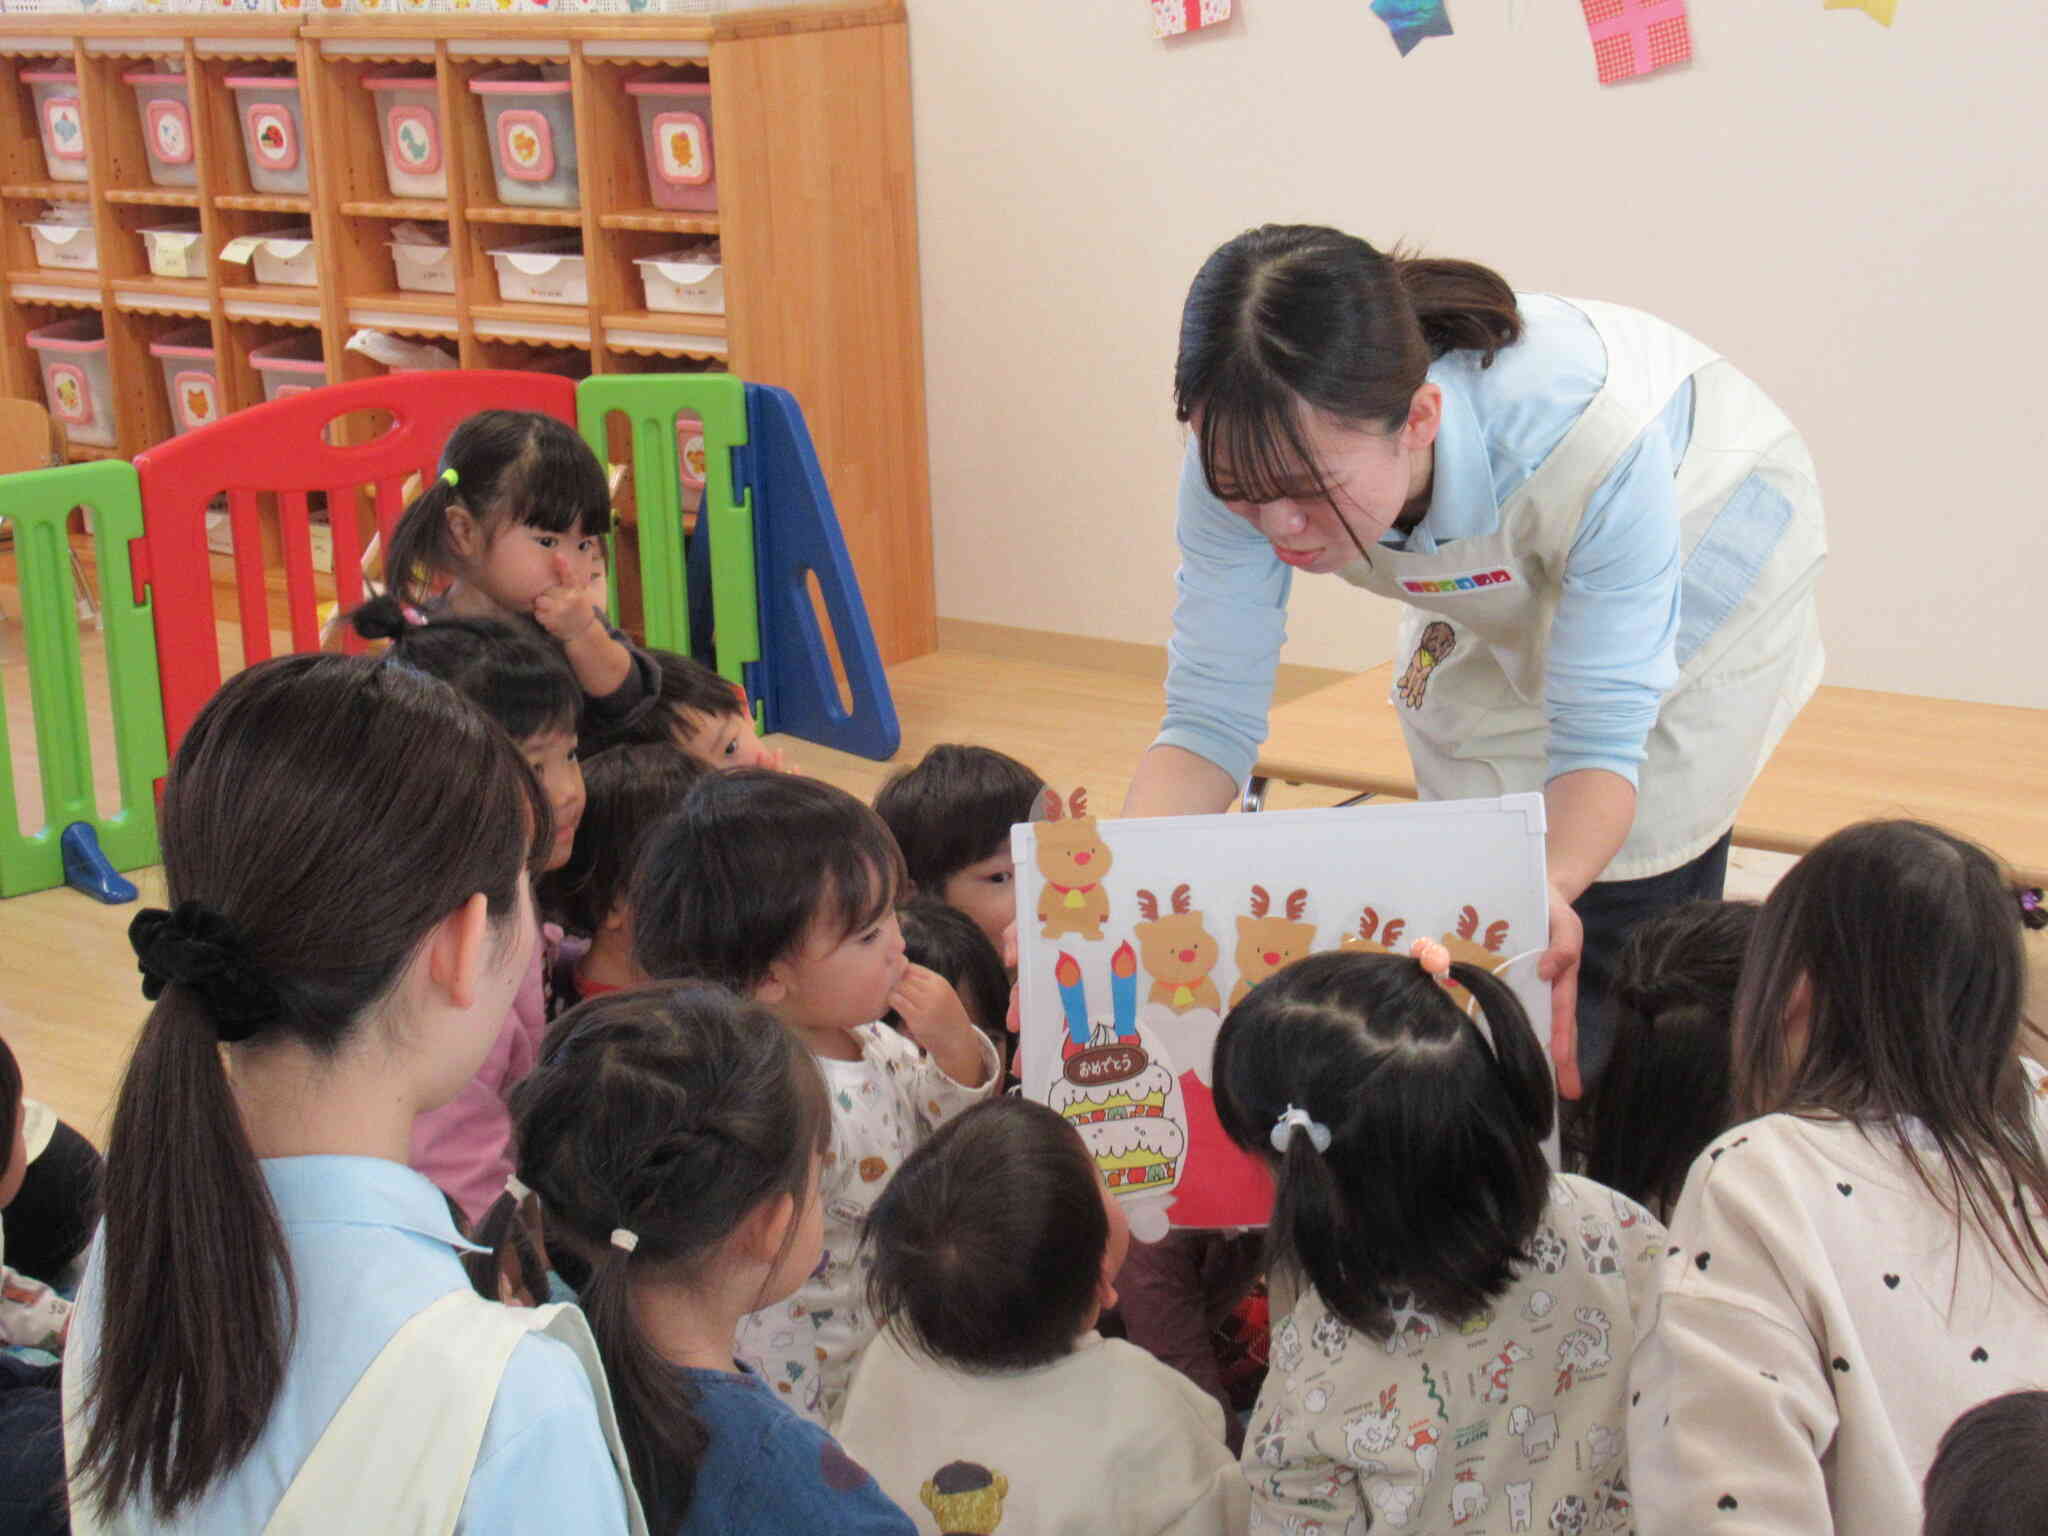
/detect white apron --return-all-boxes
[66,1290,649,1536]
[1338,297,1826,880]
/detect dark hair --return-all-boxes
[1576,900,1759,1220]
[632,770,906,992]
[873,744,1044,895]
[353,594,582,742]
[1732,820,2048,1303]
[1212,949,1553,1337]
[1923,1391,2048,1536]
[1175,224,1521,516]
[543,745,706,936]
[457,1189,550,1308]
[511,983,830,1531]
[76,654,545,1520]
[383,409,610,608]
[0,1035,19,1171]
[882,898,1011,1063]
[592,648,746,750]
[865,1098,1105,1370]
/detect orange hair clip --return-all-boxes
[1409,937,1451,979]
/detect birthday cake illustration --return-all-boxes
[1045,944,1188,1240]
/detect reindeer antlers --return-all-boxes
[1457,904,1479,940]
[1484,919,1509,953]
[1041,788,1064,821]
[1285,888,1308,921]
[1170,882,1192,915]
[1249,884,1270,917]
[1136,889,1160,922]
[1359,907,1379,940]
[1069,787,1089,818]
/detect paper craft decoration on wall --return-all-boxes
[1370,0,1454,57]
[1016,795,1550,1239]
[1824,0,1895,25]
[1581,0,1692,86]
[1152,0,1231,39]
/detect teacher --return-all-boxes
[1123,225,1826,1097]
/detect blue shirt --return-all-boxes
[677,1364,916,1535]
[1160,294,1691,788]
[69,1156,630,1534]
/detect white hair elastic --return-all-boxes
[610,1228,640,1254]
[1270,1105,1331,1155]
[504,1174,531,1203]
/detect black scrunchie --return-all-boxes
[128,901,280,1043]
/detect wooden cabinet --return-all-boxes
[0,5,933,663]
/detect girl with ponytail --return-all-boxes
[65,653,635,1533]
[1132,223,1828,1114]
[510,984,915,1535]
[1213,945,1666,1536]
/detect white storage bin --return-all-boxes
[389,238,455,294]
[26,317,114,447]
[250,333,327,402]
[28,219,98,272]
[364,73,446,199]
[225,68,308,195]
[635,244,723,314]
[150,324,223,436]
[489,236,586,305]
[221,227,318,287]
[141,222,207,279]
[123,68,198,187]
[22,67,87,182]
[469,68,579,208]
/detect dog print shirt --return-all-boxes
[1245,1173,1665,1535]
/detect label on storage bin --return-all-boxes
[504,251,570,276]
[679,429,707,491]
[46,363,91,425]
[42,97,86,159]
[497,110,556,182]
[150,232,195,278]
[245,101,300,172]
[262,238,312,260]
[648,259,717,285]
[219,235,262,264]
[174,370,220,430]
[651,111,709,186]
[147,99,193,164]
[387,106,441,175]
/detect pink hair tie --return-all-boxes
[1409,937,1451,979]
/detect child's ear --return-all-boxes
[738,1191,796,1268]
[601,901,632,937]
[1095,1255,1120,1314]
[446,501,482,561]
[754,960,793,1006]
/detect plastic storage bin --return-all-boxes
[140,222,207,279]
[626,74,715,212]
[250,333,327,403]
[489,236,586,305]
[389,237,454,294]
[26,317,114,447]
[149,325,224,437]
[225,69,309,195]
[469,68,578,209]
[635,244,723,314]
[22,68,87,183]
[364,73,446,199]
[221,227,318,287]
[124,68,197,187]
[28,218,97,272]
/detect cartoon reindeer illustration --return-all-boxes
[1340,906,1408,955]
[1229,885,1315,1007]
[1437,905,1515,1010]
[1033,788,1113,941]
[1132,885,1222,1014]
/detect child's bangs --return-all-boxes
[490,666,584,744]
[823,821,909,942]
[517,431,612,537]
[1194,366,1339,510]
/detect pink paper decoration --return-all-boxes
[1581,0,1692,85]
[1152,0,1231,39]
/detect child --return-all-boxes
[543,743,707,1007]
[1629,820,2048,1532]
[873,745,1045,947]
[1214,944,1665,1535]
[1571,899,1758,1219]
[883,897,1012,1073]
[595,647,789,772]
[840,1098,1248,1535]
[65,653,632,1531]
[510,984,916,1534]
[632,770,1001,1427]
[1922,1391,2048,1536]
[0,1037,75,1356]
[381,408,657,730]
[354,598,591,1224]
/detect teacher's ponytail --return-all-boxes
[1391,250,1522,366]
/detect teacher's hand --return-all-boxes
[1538,883,1584,1101]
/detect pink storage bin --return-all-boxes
[468,68,579,209]
[149,324,225,437]
[364,73,446,200]
[224,68,309,196]
[250,333,328,403]
[123,68,198,188]
[26,317,114,448]
[21,67,87,183]
[625,74,715,212]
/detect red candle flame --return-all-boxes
[1056,952,1081,986]
[1112,941,1136,978]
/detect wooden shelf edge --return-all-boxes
[215,193,315,214]
[340,198,452,220]
[6,268,99,290]
[467,203,584,229]
[598,208,721,235]
[1,182,90,202]
[106,187,205,207]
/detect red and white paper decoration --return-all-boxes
[1581,0,1692,85]
[1152,0,1231,40]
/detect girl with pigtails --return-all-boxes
[509,984,916,1535]
[1214,943,1664,1536]
[64,653,638,1533]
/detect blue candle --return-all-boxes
[1056,952,1091,1047]
[1111,942,1138,1040]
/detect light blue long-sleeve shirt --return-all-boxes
[69,1155,631,1534]
[1159,294,1691,789]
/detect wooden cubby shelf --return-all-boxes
[0,2,937,665]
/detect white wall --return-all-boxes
[905,0,2048,707]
